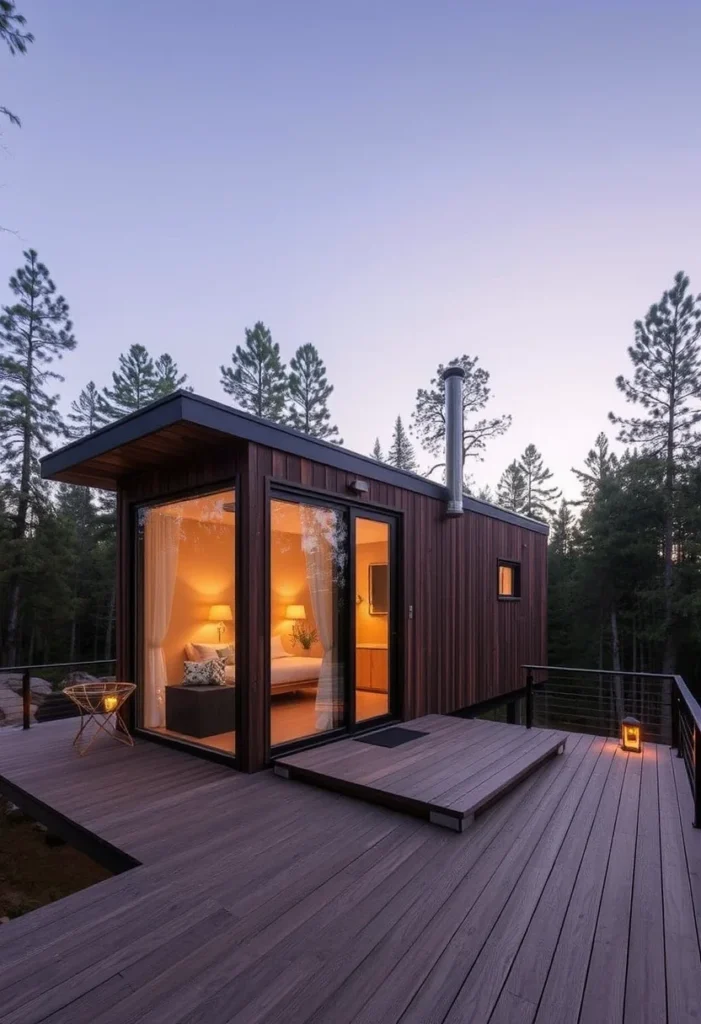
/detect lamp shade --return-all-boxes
[286,604,306,620]
[209,604,233,622]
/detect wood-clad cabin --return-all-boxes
[41,389,548,772]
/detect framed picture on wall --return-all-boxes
[369,563,389,615]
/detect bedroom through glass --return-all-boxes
[269,498,347,746]
[137,488,236,756]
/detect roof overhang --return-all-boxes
[41,391,549,535]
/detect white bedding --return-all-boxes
[224,656,322,688]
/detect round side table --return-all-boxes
[63,681,136,756]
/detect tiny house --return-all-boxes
[41,373,547,772]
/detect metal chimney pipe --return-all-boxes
[443,366,465,517]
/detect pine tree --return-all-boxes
[609,270,701,673]
[496,461,527,512]
[551,501,575,557]
[101,344,160,421]
[387,416,417,471]
[1,2,34,128]
[286,343,342,441]
[571,432,618,503]
[519,443,561,520]
[0,249,76,661]
[476,484,494,503]
[67,382,109,439]
[154,353,189,396]
[220,321,287,422]
[412,354,511,476]
[372,438,384,461]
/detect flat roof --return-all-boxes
[40,390,548,534]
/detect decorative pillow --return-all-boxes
[183,660,215,686]
[270,635,288,660]
[188,642,234,665]
[182,658,226,686]
[209,656,226,686]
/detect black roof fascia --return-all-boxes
[41,390,548,536]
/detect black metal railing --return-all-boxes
[0,660,117,730]
[523,664,701,828]
[523,664,672,743]
[671,674,701,828]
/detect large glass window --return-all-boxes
[139,489,236,755]
[269,498,347,746]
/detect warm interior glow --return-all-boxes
[499,564,514,596]
[286,604,307,620]
[103,694,119,713]
[356,518,390,722]
[209,604,233,622]
[143,488,236,754]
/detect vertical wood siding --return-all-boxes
[117,438,547,771]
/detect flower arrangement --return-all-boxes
[290,621,319,651]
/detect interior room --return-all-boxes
[138,489,392,759]
[139,489,237,755]
[269,499,389,747]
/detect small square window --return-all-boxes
[498,560,521,599]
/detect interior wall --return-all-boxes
[162,515,235,684]
[355,540,389,645]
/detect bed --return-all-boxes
[185,641,321,696]
[224,655,322,694]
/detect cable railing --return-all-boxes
[0,660,117,730]
[522,665,700,828]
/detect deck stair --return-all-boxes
[274,715,568,831]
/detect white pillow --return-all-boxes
[270,635,288,660]
[187,642,234,665]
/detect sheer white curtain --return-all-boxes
[300,506,343,731]
[143,509,180,729]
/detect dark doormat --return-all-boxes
[355,727,428,748]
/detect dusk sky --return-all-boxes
[2,1,700,499]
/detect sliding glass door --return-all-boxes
[269,498,348,746]
[269,493,397,750]
[354,515,392,723]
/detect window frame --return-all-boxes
[497,559,521,601]
[133,480,240,766]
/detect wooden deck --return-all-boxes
[274,716,569,830]
[1,718,700,1023]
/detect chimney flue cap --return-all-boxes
[442,366,465,380]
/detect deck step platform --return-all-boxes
[273,715,568,831]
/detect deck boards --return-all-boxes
[274,716,569,829]
[0,719,700,1023]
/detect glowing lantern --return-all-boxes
[621,716,641,753]
[103,694,119,714]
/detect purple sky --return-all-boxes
[2,1,700,499]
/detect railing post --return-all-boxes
[526,670,533,729]
[694,725,701,829]
[22,669,31,730]
[671,679,681,757]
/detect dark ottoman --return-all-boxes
[165,684,235,738]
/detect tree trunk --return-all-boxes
[662,361,676,674]
[610,606,624,724]
[5,309,36,665]
[660,369,676,739]
[104,581,116,663]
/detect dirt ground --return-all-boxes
[0,798,112,920]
